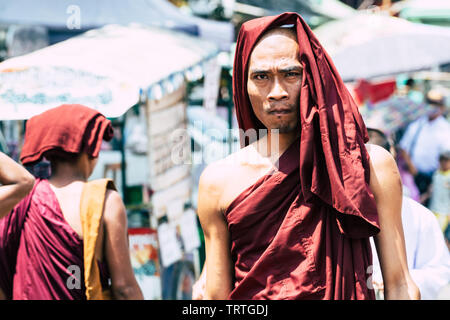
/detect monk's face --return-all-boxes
[247,28,302,133]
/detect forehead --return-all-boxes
[248,29,300,69]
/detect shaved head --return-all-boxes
[257,27,297,45]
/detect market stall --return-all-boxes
[0,0,234,50]
[0,23,220,299]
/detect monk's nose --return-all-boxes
[268,79,288,101]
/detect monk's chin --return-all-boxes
[278,126,297,134]
[270,122,298,134]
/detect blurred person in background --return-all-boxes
[368,128,450,300]
[398,89,450,205]
[404,78,424,105]
[368,128,420,201]
[427,151,450,239]
[0,104,143,300]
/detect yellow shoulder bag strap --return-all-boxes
[80,178,117,300]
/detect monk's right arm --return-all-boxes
[368,145,420,299]
[197,167,234,299]
[0,152,35,219]
[104,190,144,300]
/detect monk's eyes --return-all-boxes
[285,72,301,78]
[251,72,300,81]
[252,74,268,80]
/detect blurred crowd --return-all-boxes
[365,80,450,299]
[380,83,449,245]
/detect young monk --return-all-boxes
[197,13,420,300]
[0,104,143,300]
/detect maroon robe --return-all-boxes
[228,13,380,299]
[226,139,375,299]
[0,179,109,300]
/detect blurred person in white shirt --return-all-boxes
[368,128,450,299]
[398,89,450,201]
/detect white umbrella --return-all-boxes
[313,13,450,81]
[0,24,219,120]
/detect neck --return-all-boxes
[257,128,299,163]
[49,163,89,187]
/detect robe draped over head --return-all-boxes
[20,104,114,165]
[233,12,379,239]
[227,12,380,300]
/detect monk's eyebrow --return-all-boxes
[279,66,303,73]
[249,66,303,75]
[249,69,269,75]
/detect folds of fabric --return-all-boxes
[225,139,374,299]
[0,182,37,299]
[232,12,379,239]
[80,178,116,300]
[0,179,110,299]
[20,104,114,166]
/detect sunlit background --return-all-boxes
[0,0,449,300]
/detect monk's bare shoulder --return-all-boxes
[366,143,399,175]
[103,189,127,224]
[199,148,246,196]
[198,160,229,200]
[366,143,402,199]
[198,145,258,212]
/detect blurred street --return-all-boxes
[0,0,449,301]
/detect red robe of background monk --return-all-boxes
[196,13,420,300]
[0,104,143,300]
